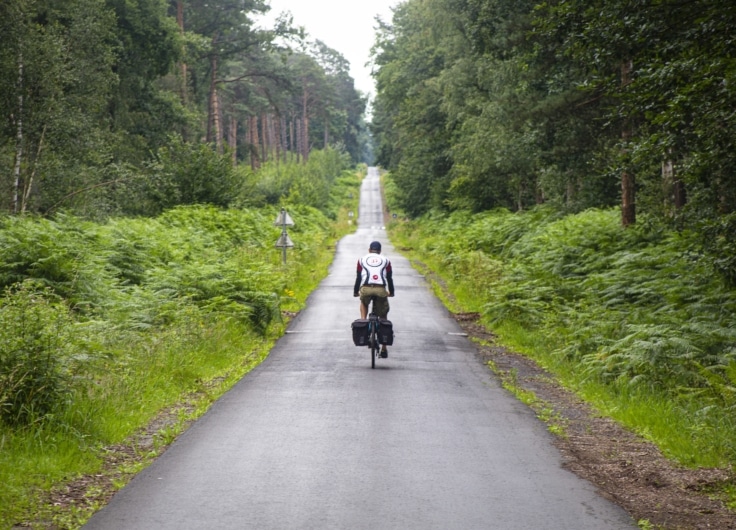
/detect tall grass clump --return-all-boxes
[390,204,736,467]
[0,154,361,528]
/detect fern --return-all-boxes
[391,204,736,410]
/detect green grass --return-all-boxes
[486,317,736,470]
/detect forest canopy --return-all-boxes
[370,0,736,283]
[0,0,372,218]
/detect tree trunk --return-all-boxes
[295,118,301,163]
[323,111,329,148]
[290,118,296,154]
[280,115,288,162]
[268,114,278,159]
[301,83,309,162]
[21,124,46,214]
[674,177,686,210]
[249,115,260,170]
[260,113,268,163]
[176,1,188,104]
[207,35,223,153]
[207,57,215,143]
[620,59,636,226]
[246,117,256,170]
[662,157,686,212]
[535,181,545,205]
[269,114,279,163]
[13,51,23,214]
[228,116,237,165]
[517,181,524,212]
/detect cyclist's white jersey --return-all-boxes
[359,253,391,286]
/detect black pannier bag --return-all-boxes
[351,319,371,346]
[378,318,394,345]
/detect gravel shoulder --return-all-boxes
[455,313,735,530]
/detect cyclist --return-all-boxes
[353,240,394,357]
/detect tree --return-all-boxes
[371,0,455,216]
[0,0,119,214]
[174,0,274,150]
[106,0,184,160]
[307,40,368,163]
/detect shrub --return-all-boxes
[700,212,736,287]
[131,138,243,215]
[0,283,75,427]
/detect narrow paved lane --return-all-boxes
[84,168,635,529]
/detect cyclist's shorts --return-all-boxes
[359,285,390,318]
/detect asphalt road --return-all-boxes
[83,167,635,529]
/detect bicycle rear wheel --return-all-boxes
[368,305,380,369]
[370,331,377,369]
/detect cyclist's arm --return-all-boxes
[353,260,363,296]
[386,262,394,296]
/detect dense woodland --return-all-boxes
[2,0,736,524]
[0,0,371,218]
[0,0,736,528]
[371,0,736,285]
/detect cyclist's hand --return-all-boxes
[389,292,394,297]
[353,292,359,297]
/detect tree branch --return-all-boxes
[43,176,140,215]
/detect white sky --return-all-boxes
[257,0,401,99]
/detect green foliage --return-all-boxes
[0,160,360,525]
[0,214,119,310]
[284,148,352,213]
[240,147,352,215]
[142,138,244,212]
[0,283,75,426]
[390,206,736,465]
[0,160,359,414]
[371,0,455,216]
[700,213,736,287]
[372,0,736,286]
[371,0,613,215]
[0,0,120,214]
[328,169,363,220]
[143,208,282,332]
[0,1,370,217]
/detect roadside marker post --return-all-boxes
[274,208,294,264]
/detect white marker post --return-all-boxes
[274,208,294,264]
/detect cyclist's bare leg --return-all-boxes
[360,301,368,320]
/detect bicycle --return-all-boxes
[352,294,391,369]
[365,294,389,369]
